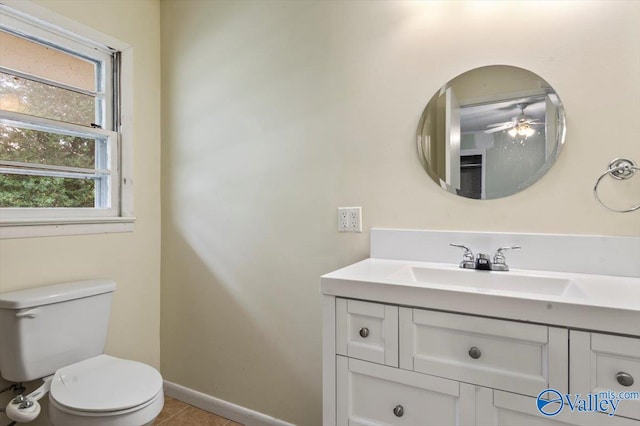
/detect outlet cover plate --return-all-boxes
[338,207,362,233]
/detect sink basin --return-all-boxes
[389,265,582,297]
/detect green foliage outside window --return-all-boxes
[0,174,94,207]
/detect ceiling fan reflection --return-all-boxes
[484,104,543,137]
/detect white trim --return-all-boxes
[0,160,110,176]
[118,47,134,217]
[0,65,102,98]
[163,381,296,426]
[0,110,115,138]
[0,216,135,225]
[459,88,549,108]
[0,9,115,59]
[322,295,336,426]
[0,1,129,51]
[0,217,134,239]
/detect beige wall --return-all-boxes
[0,1,161,423]
[161,1,639,424]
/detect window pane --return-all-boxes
[0,124,98,169]
[0,72,97,127]
[0,31,96,92]
[0,174,95,207]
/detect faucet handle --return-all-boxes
[494,245,521,256]
[450,243,475,268]
[493,246,521,264]
[450,243,474,259]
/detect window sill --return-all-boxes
[0,217,136,239]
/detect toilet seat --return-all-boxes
[50,354,163,413]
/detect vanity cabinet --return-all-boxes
[327,297,640,426]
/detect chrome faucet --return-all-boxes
[451,244,521,271]
[449,244,475,269]
[491,246,521,271]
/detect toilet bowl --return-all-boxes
[47,355,164,426]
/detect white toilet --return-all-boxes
[0,280,164,426]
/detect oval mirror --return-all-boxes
[417,65,566,200]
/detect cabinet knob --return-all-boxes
[393,405,404,417]
[468,346,481,359]
[617,372,635,387]
[359,327,369,338]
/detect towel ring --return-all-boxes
[593,158,640,213]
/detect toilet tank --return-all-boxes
[0,280,116,382]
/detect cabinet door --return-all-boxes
[400,308,568,397]
[476,388,638,426]
[570,331,640,421]
[337,298,398,367]
[337,356,475,426]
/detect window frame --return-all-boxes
[0,1,134,238]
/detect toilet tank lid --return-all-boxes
[0,280,116,309]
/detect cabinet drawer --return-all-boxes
[399,308,568,397]
[570,331,640,421]
[336,298,398,367]
[337,356,475,426]
[477,388,638,426]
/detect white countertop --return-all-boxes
[321,258,640,336]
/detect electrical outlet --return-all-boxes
[338,207,362,232]
[348,208,361,231]
[338,209,349,230]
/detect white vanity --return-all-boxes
[321,230,640,426]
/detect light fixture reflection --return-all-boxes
[508,123,535,138]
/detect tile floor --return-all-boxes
[154,396,244,426]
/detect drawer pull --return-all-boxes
[393,405,404,417]
[617,372,635,387]
[468,346,482,359]
[359,327,369,338]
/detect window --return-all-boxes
[0,3,133,237]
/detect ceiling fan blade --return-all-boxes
[484,123,513,133]
[486,121,513,128]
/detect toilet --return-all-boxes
[0,280,164,426]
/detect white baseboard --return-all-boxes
[163,381,295,426]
